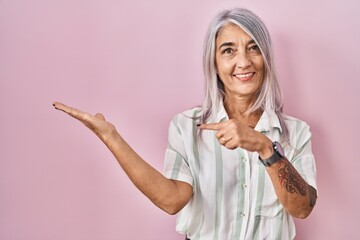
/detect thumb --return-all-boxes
[95,113,106,120]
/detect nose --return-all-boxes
[236,51,252,69]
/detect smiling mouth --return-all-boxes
[234,72,255,81]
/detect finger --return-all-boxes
[219,134,232,144]
[224,139,237,150]
[219,136,227,144]
[198,122,225,131]
[52,101,66,111]
[52,101,90,121]
[53,101,77,114]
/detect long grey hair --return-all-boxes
[201,8,289,144]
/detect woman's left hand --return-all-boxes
[198,119,273,158]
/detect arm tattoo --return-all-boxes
[276,159,307,196]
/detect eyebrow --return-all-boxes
[218,39,256,50]
[218,42,235,50]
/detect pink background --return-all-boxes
[1,0,359,239]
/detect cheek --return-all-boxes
[255,59,265,78]
[257,57,265,72]
[216,61,233,75]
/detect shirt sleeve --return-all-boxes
[163,116,194,187]
[290,122,318,192]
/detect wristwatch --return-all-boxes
[259,141,284,167]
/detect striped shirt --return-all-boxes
[164,105,317,240]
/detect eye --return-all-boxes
[221,48,234,55]
[248,44,261,54]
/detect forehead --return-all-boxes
[216,23,252,46]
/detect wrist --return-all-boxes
[258,138,274,160]
[259,141,285,167]
[102,127,121,146]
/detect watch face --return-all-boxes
[274,141,284,157]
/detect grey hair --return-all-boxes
[201,8,289,144]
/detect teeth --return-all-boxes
[237,73,253,78]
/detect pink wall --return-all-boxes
[1,0,359,239]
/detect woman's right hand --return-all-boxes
[53,101,193,214]
[52,102,118,144]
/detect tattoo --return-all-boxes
[308,185,317,208]
[276,160,307,196]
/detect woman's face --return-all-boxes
[215,23,265,100]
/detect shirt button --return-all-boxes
[242,183,248,189]
[242,158,247,162]
[237,212,245,218]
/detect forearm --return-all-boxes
[266,158,317,218]
[104,131,192,214]
[52,102,192,214]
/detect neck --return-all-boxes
[224,93,256,116]
[223,94,262,128]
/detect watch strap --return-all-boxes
[259,142,283,167]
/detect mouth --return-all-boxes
[233,72,255,81]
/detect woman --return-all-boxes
[53,8,317,240]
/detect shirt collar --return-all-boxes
[214,101,228,122]
[255,110,282,133]
[214,101,282,133]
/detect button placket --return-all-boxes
[235,149,251,237]
[241,151,251,233]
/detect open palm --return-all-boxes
[53,102,117,144]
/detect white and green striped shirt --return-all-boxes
[164,105,317,240]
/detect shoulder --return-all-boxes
[171,106,202,125]
[282,114,310,131]
[282,114,312,146]
[167,106,202,135]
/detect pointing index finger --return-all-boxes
[198,122,224,131]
